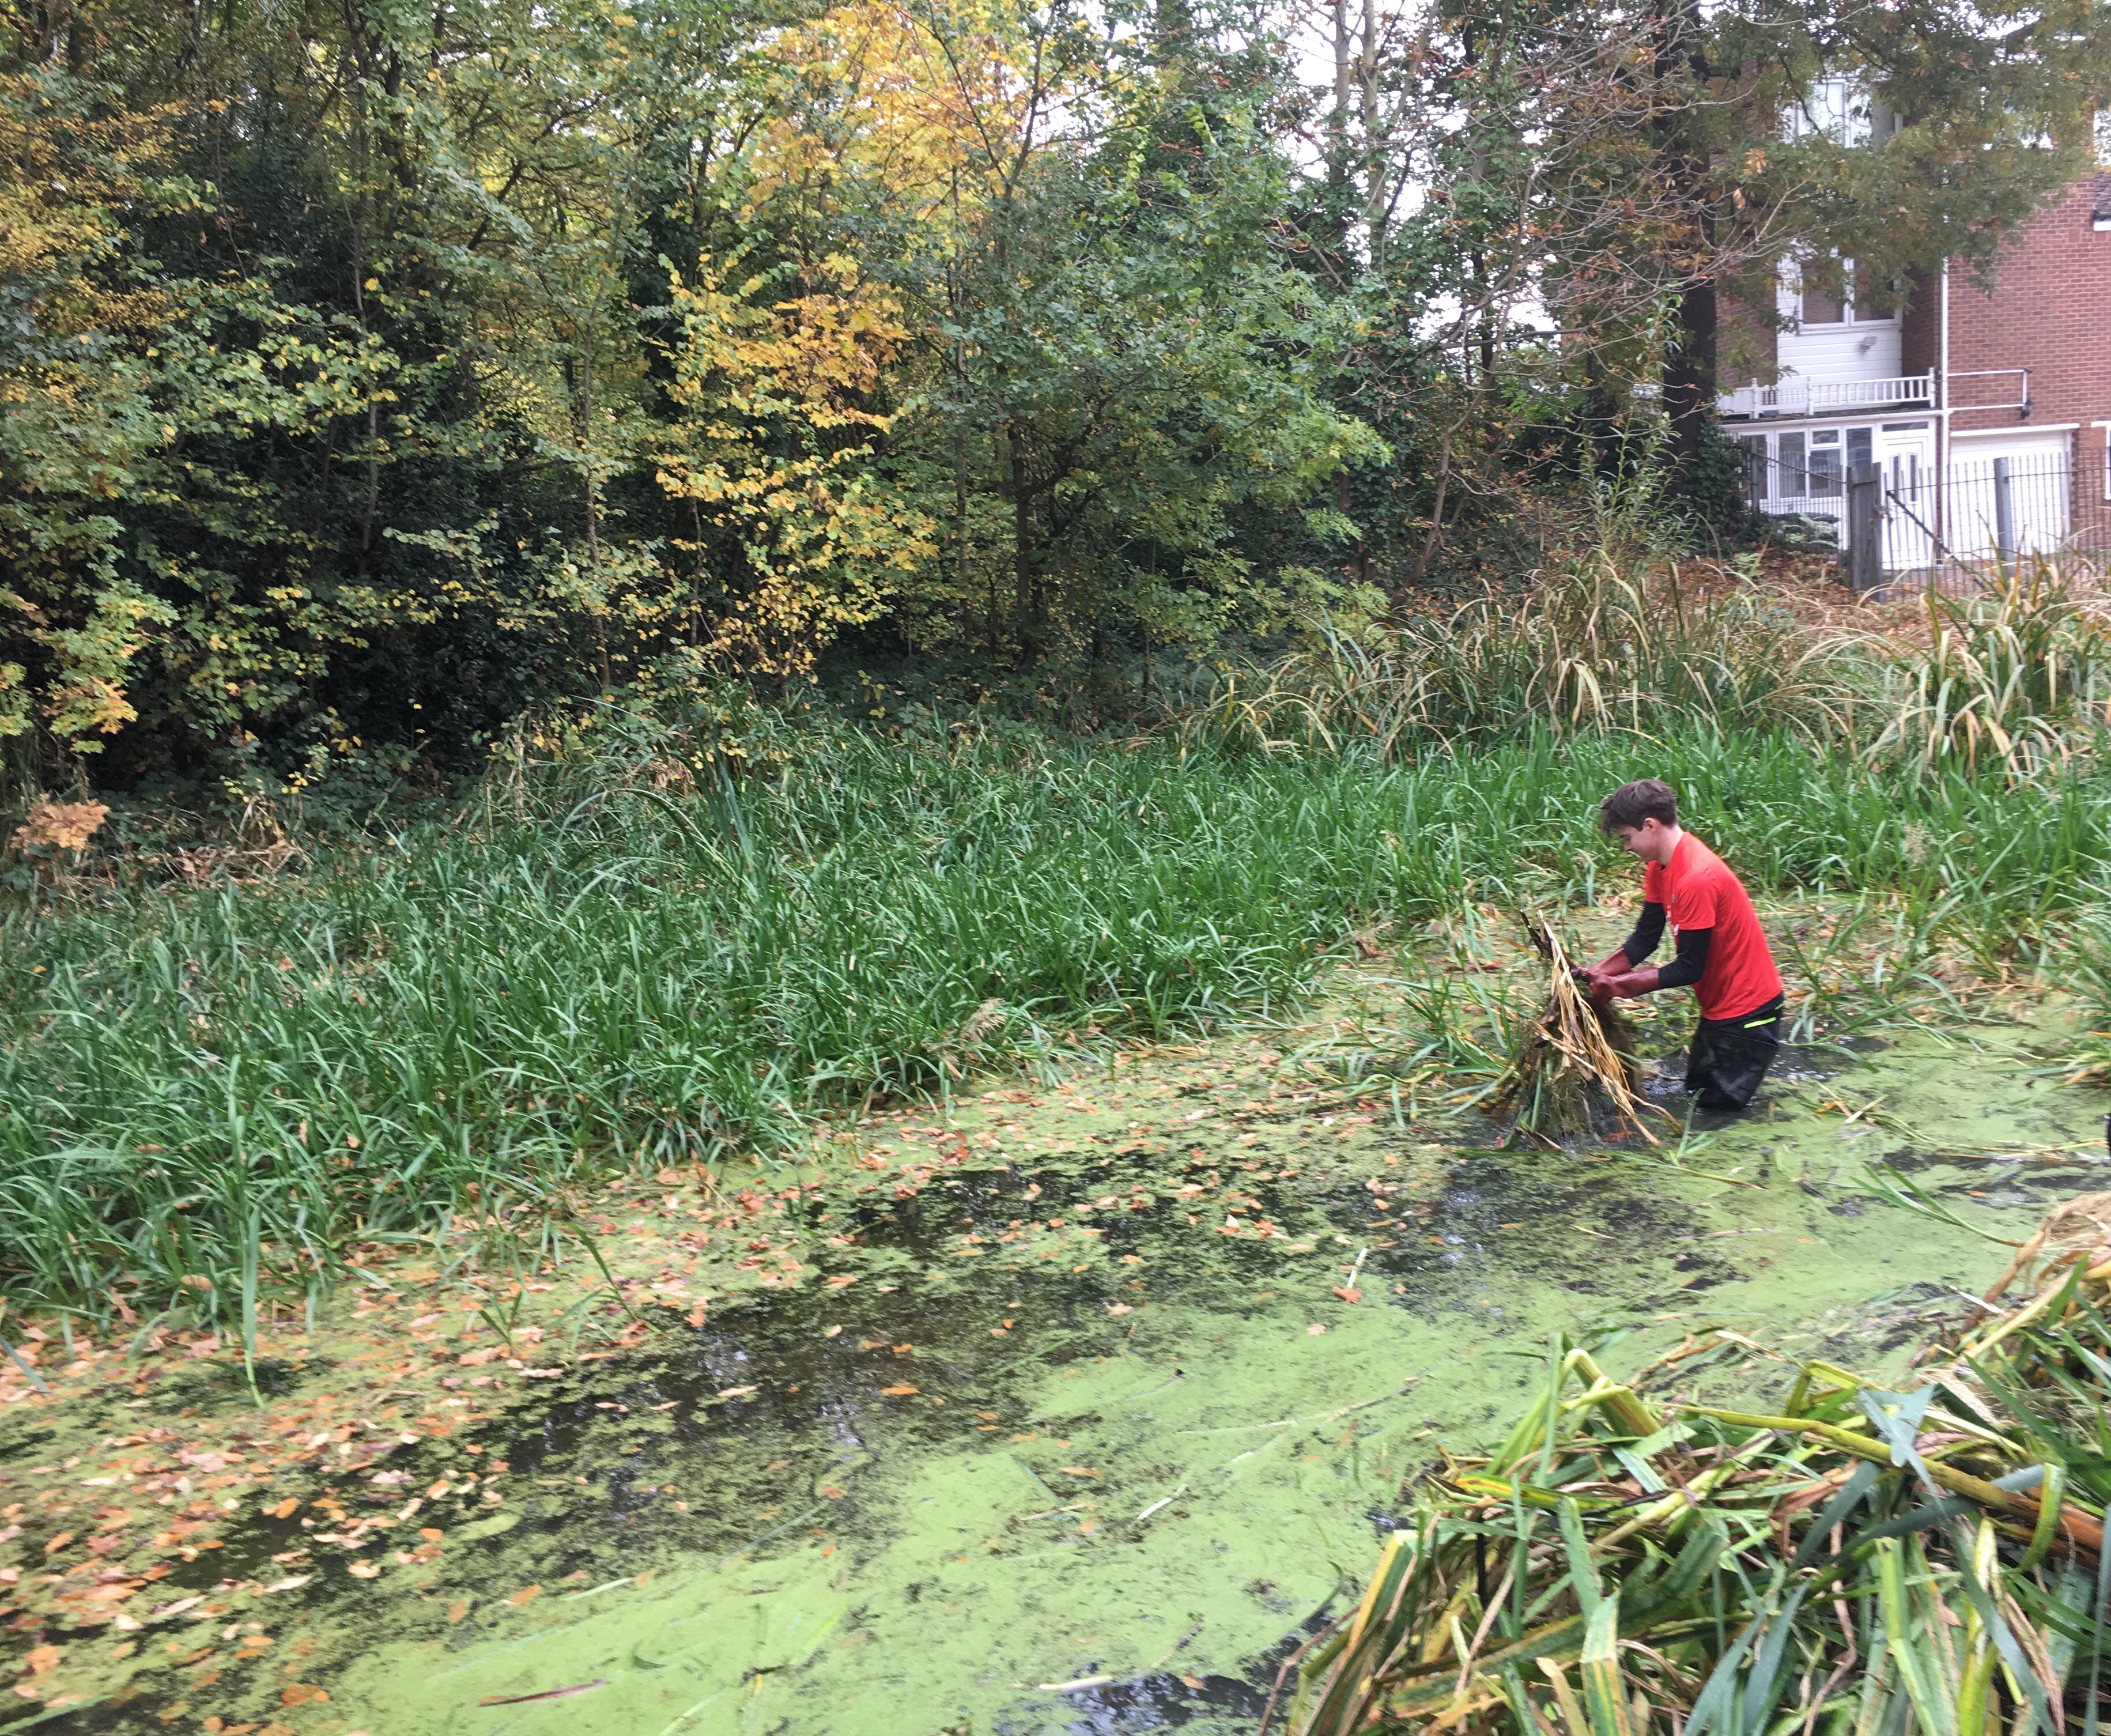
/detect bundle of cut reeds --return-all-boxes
[1492,920,1661,1145]
[1266,1199,2111,1736]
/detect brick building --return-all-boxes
[1716,167,2111,567]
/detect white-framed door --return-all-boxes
[1873,421,1936,571]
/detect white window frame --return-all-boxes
[1782,255,1898,330]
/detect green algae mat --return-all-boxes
[3,983,2106,1735]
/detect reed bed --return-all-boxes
[1269,1206,2111,1736]
[6,713,2111,1327]
[1186,556,2111,782]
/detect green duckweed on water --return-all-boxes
[3,919,2106,1736]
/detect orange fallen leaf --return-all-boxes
[878,1384,919,1397]
[1059,1467,1101,1479]
[507,1584,542,1606]
[823,1275,857,1289]
[418,1527,444,1542]
[1331,1286,1362,1304]
[823,1325,843,1338]
[280,1683,329,1707]
[24,1644,59,1677]
[346,1561,381,1579]
[266,1497,300,1520]
[41,1533,74,1557]
[82,1582,138,1603]
[447,1601,470,1625]
[1106,1304,1132,1316]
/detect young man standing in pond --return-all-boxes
[1585,779,1786,1114]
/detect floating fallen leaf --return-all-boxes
[260,1576,312,1595]
[347,1561,381,1579]
[823,1275,857,1289]
[1331,1286,1362,1304]
[280,1683,329,1707]
[878,1384,919,1396]
[265,1497,299,1520]
[447,1601,470,1625]
[1059,1467,1101,1479]
[148,1596,205,1621]
[823,1325,843,1338]
[476,1680,608,1707]
[1306,1323,1328,1335]
[418,1527,444,1542]
[24,1644,58,1677]
[715,1385,758,1399]
[1106,1304,1133,1316]
[507,1584,541,1606]
[41,1533,74,1556]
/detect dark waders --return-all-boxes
[1686,995,1784,1111]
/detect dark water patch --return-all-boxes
[998,1669,1271,1735]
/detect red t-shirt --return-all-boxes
[1642,833,1783,1021]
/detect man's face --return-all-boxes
[1612,820,1667,861]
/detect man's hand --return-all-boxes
[1597,968,1660,1000]
[1583,950,1631,1001]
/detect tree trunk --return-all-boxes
[1666,276,1717,477]
[1656,0,1716,480]
[1009,424,1038,666]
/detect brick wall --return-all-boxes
[1899,270,1939,378]
[1717,289,1778,387]
[1946,174,2111,492]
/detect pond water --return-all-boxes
[31,1019,2110,1736]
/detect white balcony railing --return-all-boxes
[1717,373,1935,418]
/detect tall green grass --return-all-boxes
[6,710,2111,1323]
[1188,557,2111,780]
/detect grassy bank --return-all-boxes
[6,703,2111,1324]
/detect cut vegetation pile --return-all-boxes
[1490,920,1659,1145]
[1271,1201,2111,1735]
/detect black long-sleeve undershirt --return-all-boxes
[1621,901,1712,990]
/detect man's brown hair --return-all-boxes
[1599,779,1679,833]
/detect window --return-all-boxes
[1804,429,1840,497]
[1847,428,1873,475]
[1788,257,1894,327]
[1852,269,1895,320]
[1777,432,1807,496]
[1787,78,1894,147]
